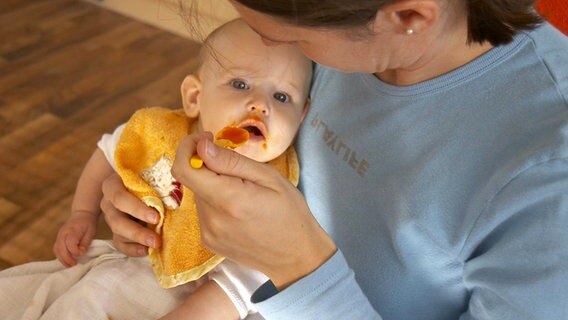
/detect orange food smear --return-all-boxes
[190,127,251,170]
[215,127,250,149]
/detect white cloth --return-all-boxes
[0,240,266,319]
[0,240,197,320]
[97,123,124,171]
[209,261,269,319]
[98,123,269,318]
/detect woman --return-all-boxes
[102,0,568,318]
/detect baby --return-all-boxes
[53,19,312,319]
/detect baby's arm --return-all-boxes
[160,280,240,320]
[53,148,114,267]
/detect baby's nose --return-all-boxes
[247,103,269,115]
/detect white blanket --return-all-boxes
[0,240,201,320]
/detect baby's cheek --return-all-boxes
[199,119,220,136]
[267,137,289,158]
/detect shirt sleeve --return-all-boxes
[460,158,568,319]
[209,260,269,319]
[253,250,382,320]
[96,123,125,171]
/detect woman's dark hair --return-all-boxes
[231,0,543,46]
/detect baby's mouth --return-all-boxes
[237,118,268,141]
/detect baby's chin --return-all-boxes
[236,145,283,163]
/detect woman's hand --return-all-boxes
[100,173,161,256]
[172,133,337,289]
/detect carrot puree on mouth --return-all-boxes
[190,127,250,169]
[214,126,250,149]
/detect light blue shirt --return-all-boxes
[255,23,568,319]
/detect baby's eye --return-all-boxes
[273,92,290,103]
[230,79,249,90]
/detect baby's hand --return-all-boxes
[53,211,98,267]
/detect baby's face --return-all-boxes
[196,29,312,162]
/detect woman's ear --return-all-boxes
[181,75,202,118]
[373,0,439,35]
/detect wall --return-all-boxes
[83,0,238,41]
[536,0,568,35]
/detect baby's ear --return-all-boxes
[181,75,201,118]
[300,98,311,122]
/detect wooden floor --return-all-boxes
[0,0,201,270]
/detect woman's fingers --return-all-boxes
[102,174,159,225]
[100,173,161,255]
[100,196,160,250]
[204,135,278,186]
[112,234,150,257]
[172,134,279,204]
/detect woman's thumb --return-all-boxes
[199,138,274,184]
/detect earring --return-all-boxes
[406,29,414,35]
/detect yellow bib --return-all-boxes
[115,107,299,288]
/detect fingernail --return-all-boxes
[137,247,147,255]
[146,212,157,224]
[147,237,156,248]
[206,139,218,158]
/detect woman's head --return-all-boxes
[230,0,541,46]
[182,0,543,83]
[219,0,541,80]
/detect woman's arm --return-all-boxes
[171,133,337,289]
